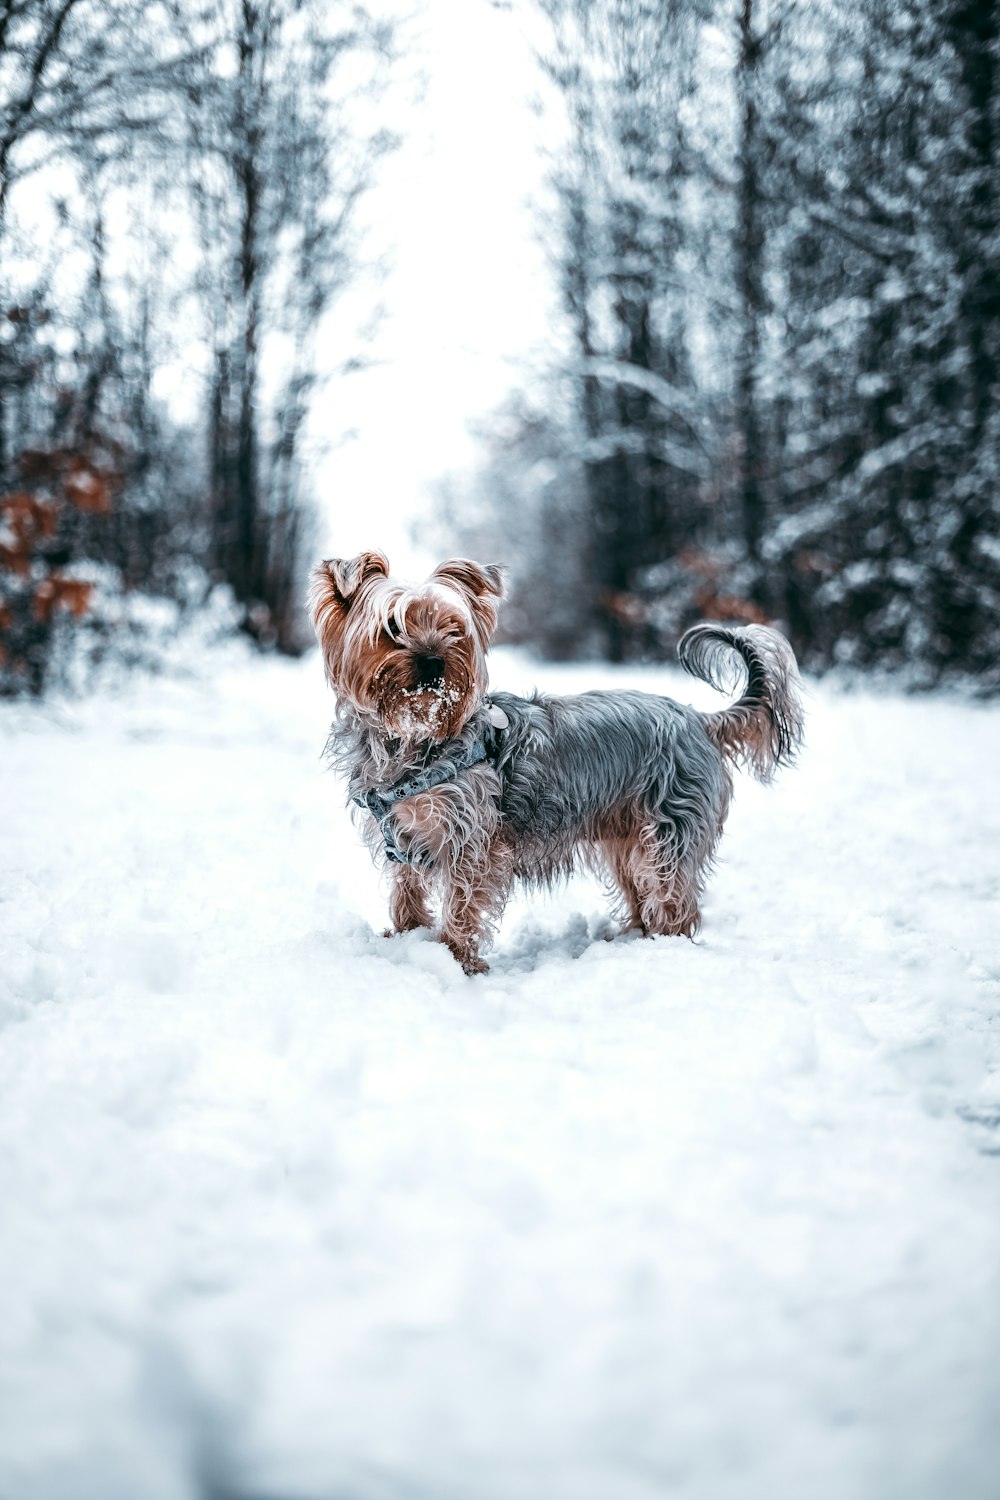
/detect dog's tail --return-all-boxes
[678,622,804,782]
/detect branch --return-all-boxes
[579,357,709,447]
[0,0,87,220]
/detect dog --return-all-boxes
[311,550,804,974]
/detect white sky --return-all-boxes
[312,0,559,577]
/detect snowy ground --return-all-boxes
[1,647,999,1500]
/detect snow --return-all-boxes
[1,650,999,1500]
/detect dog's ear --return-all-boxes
[313,551,389,610]
[309,551,389,680]
[432,558,506,648]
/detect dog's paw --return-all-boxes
[444,940,489,976]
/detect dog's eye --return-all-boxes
[385,617,405,643]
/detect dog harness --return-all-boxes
[354,702,509,865]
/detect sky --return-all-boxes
[312,0,560,577]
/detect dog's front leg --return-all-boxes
[387,862,433,935]
[390,773,507,975]
[438,838,513,976]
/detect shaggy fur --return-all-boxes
[311,551,804,974]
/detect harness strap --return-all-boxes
[353,725,499,866]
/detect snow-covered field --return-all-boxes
[2,648,999,1500]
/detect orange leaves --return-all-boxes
[1,440,120,674]
[2,490,59,535]
[16,448,114,512]
[676,549,770,628]
[691,587,769,627]
[0,492,59,582]
[16,449,61,483]
[63,459,112,513]
[600,588,647,626]
[32,574,94,623]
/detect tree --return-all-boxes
[501,0,1000,686]
[427,393,593,659]
[766,0,1000,682]
[536,0,714,658]
[732,0,775,588]
[1,0,403,689]
[183,0,399,650]
[0,295,126,694]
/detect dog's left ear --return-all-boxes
[432,559,506,647]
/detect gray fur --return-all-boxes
[486,687,730,888]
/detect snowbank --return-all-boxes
[1,651,998,1500]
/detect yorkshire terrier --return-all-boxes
[311,551,803,974]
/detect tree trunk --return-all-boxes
[947,0,999,444]
[231,0,264,614]
[735,0,766,585]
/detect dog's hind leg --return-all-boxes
[604,820,707,939]
[631,739,732,940]
[600,834,647,933]
[636,818,717,939]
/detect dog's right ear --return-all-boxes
[309,551,389,681]
[312,550,389,612]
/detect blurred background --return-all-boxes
[1,0,998,696]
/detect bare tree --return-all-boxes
[494,0,1000,684]
[536,0,712,657]
[2,0,403,689]
[182,0,399,650]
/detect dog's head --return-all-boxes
[310,551,505,742]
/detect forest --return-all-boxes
[0,0,399,690]
[2,0,999,692]
[4,8,1000,1491]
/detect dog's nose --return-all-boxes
[415,654,446,689]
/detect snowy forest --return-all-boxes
[1,0,999,694]
[4,6,1000,1497]
[0,0,400,691]
[443,0,1000,686]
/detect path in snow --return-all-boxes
[1,649,999,1500]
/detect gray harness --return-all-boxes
[354,723,501,865]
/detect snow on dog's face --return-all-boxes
[310,551,505,742]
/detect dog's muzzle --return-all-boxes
[414,654,446,689]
